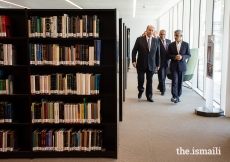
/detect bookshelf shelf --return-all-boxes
[33,151,116,158]
[0,37,27,41]
[0,123,30,125]
[0,65,28,68]
[0,94,29,97]
[31,94,115,97]
[29,37,114,41]
[0,151,32,158]
[0,8,118,159]
[32,123,115,126]
[29,65,115,69]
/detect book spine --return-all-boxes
[40,75,44,94]
[0,44,3,65]
[96,40,101,65]
[30,75,35,94]
[35,75,40,94]
[57,16,62,38]
[7,44,12,65]
[8,75,14,94]
[30,44,35,65]
[45,17,51,38]
[89,16,93,37]
[3,44,7,65]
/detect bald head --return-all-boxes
[146,25,155,37]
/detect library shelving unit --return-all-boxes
[0,9,118,159]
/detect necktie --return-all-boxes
[148,38,150,50]
[163,40,166,50]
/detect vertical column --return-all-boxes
[222,0,230,116]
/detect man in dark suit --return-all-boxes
[167,30,191,103]
[132,25,160,102]
[157,30,171,95]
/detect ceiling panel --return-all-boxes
[0,0,175,19]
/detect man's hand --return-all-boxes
[175,54,182,60]
[132,62,136,68]
[156,66,160,70]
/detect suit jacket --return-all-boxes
[167,41,191,71]
[158,38,171,68]
[132,36,160,71]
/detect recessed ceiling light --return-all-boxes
[65,0,83,9]
[0,0,30,9]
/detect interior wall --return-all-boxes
[122,18,158,61]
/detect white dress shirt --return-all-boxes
[146,35,152,51]
[176,40,182,54]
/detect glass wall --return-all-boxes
[197,0,206,91]
[169,9,173,41]
[159,11,169,35]
[183,0,190,43]
[177,1,183,30]
[158,0,225,108]
[212,0,225,104]
[173,5,178,39]
[190,0,195,48]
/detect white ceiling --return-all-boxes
[0,0,180,19]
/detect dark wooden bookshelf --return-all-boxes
[0,8,118,159]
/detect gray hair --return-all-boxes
[160,29,166,33]
[174,30,183,35]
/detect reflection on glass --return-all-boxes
[169,9,173,41]
[212,0,224,105]
[198,0,206,91]
[178,1,183,30]
[190,0,194,48]
[173,5,178,39]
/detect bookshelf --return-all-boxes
[0,9,118,159]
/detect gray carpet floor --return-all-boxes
[3,67,230,162]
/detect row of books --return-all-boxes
[32,128,102,152]
[30,73,101,95]
[0,75,14,95]
[0,102,13,123]
[0,44,16,65]
[0,15,11,38]
[28,15,99,38]
[29,40,101,66]
[31,99,101,124]
[0,129,18,152]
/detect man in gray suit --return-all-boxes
[132,25,160,102]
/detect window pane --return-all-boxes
[178,1,183,30]
[159,11,169,35]
[198,0,206,91]
[212,0,224,104]
[169,9,173,41]
[190,0,194,48]
[173,5,178,39]
[183,0,190,43]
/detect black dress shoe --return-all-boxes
[161,92,164,96]
[138,93,142,99]
[171,98,178,103]
[147,98,154,102]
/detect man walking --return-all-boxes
[167,30,191,103]
[132,25,160,102]
[157,30,171,95]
